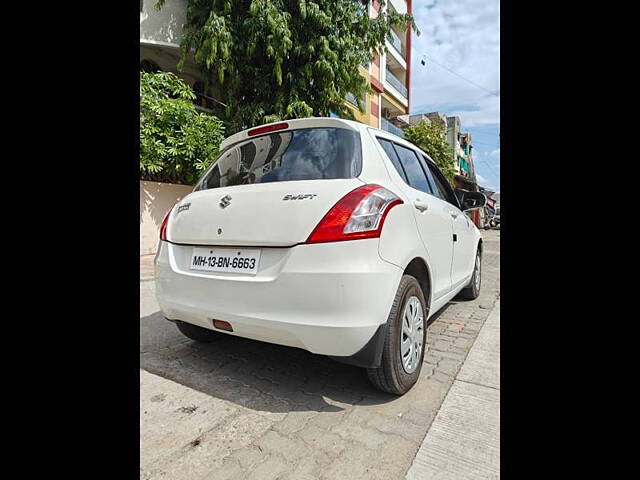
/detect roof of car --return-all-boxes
[217,117,433,166]
[219,117,365,151]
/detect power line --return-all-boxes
[429,57,498,96]
[414,47,499,97]
[411,46,502,165]
[478,156,500,173]
[476,157,500,179]
[476,169,499,187]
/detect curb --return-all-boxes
[406,300,500,479]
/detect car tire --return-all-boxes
[367,275,427,395]
[175,320,221,343]
[459,248,482,300]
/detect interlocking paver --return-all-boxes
[296,424,347,457]
[140,230,500,479]
[246,455,289,480]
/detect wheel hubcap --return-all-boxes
[474,254,481,291]
[400,296,424,374]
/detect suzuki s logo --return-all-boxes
[219,195,232,209]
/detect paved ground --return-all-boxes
[141,254,154,281]
[140,230,500,479]
[406,301,500,479]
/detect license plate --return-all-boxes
[190,247,261,275]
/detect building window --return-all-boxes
[346,92,364,111]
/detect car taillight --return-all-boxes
[159,208,172,241]
[306,184,403,244]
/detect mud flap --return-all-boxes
[328,323,388,369]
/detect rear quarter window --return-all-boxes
[196,127,362,190]
[377,138,409,183]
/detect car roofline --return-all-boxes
[366,126,438,168]
[219,117,364,151]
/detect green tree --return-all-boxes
[140,71,225,185]
[156,0,414,134]
[403,120,456,184]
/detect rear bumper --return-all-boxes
[154,239,402,358]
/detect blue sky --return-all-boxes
[409,0,500,192]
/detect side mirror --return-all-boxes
[455,189,487,211]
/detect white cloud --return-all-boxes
[479,148,500,165]
[410,0,500,128]
[480,148,500,164]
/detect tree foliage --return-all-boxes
[157,0,414,134]
[140,71,225,185]
[403,120,456,183]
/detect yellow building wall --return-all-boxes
[381,91,406,114]
[343,65,379,128]
[368,92,380,127]
[345,93,371,124]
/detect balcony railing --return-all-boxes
[387,30,406,59]
[385,69,408,98]
[381,117,404,138]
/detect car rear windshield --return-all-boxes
[195,127,362,191]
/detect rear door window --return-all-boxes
[419,154,446,201]
[424,161,460,207]
[196,128,362,190]
[392,144,434,195]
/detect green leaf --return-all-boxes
[140,72,225,185]
[158,0,415,135]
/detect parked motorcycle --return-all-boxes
[484,208,500,229]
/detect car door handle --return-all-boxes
[413,200,429,212]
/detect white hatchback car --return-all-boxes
[155,117,486,394]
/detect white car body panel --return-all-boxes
[451,211,477,289]
[168,178,363,247]
[156,238,402,356]
[368,128,475,304]
[155,117,482,360]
